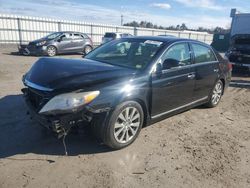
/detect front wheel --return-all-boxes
[104,101,144,149]
[206,80,224,108]
[47,46,57,57]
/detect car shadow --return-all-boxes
[0,94,111,159]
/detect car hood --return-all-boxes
[24,58,136,91]
[29,38,50,45]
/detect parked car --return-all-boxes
[226,34,250,70]
[101,32,133,44]
[22,36,231,149]
[19,31,93,56]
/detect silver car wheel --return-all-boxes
[212,81,223,105]
[114,107,141,144]
[47,46,56,56]
[84,46,92,54]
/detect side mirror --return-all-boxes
[162,58,180,70]
[57,38,62,42]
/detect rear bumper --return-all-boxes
[18,45,47,56]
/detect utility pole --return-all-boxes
[121,14,124,26]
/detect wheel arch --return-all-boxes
[219,77,225,95]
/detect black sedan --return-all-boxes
[22,36,232,149]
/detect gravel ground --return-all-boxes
[0,47,250,188]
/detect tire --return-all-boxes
[103,101,144,149]
[83,45,92,55]
[47,46,57,57]
[206,80,224,108]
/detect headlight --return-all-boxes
[36,41,46,46]
[39,91,100,114]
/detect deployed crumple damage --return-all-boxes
[22,57,137,139]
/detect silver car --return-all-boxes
[101,32,133,44]
[19,32,93,56]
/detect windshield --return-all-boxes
[85,39,165,69]
[45,32,62,39]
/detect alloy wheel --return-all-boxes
[114,107,141,144]
[84,46,92,54]
[47,46,56,56]
[212,81,223,105]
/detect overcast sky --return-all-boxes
[0,0,248,29]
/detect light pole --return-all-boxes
[121,14,124,26]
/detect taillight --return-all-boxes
[228,62,232,71]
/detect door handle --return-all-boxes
[187,73,195,79]
[214,68,219,73]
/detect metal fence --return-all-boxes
[0,14,213,46]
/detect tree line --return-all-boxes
[123,21,230,34]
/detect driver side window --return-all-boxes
[161,43,191,70]
[60,33,73,41]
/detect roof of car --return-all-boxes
[60,31,85,34]
[128,36,206,45]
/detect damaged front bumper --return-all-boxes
[18,44,47,56]
[22,88,109,138]
[25,99,92,138]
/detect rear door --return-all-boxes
[71,33,85,52]
[190,43,219,100]
[151,42,196,117]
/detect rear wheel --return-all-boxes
[47,46,57,57]
[206,80,224,108]
[103,101,144,149]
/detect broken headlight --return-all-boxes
[39,91,100,114]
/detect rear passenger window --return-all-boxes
[74,34,84,40]
[192,44,216,63]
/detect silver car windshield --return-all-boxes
[85,39,164,70]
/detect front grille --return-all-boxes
[26,88,50,111]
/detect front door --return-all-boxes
[151,42,195,117]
